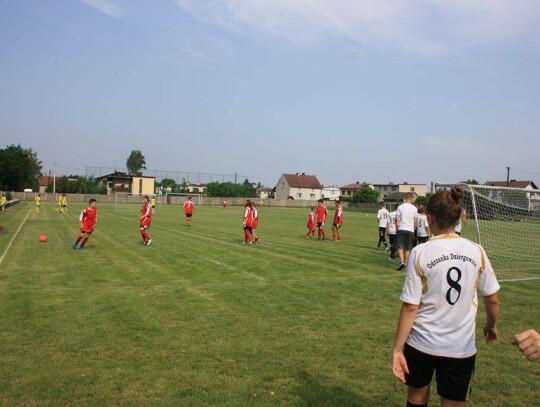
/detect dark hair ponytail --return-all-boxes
[426,185,463,230]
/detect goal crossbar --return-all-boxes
[434,183,540,282]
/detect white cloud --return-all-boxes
[175,0,540,55]
[79,0,123,18]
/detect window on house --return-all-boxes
[139,179,143,194]
[384,186,387,191]
[411,187,415,191]
[297,192,302,198]
[310,194,315,199]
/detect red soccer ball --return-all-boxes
[39,235,48,243]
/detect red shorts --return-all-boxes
[251,219,258,229]
[140,218,152,228]
[80,226,94,234]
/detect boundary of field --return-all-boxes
[0,209,31,266]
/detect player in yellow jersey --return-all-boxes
[35,194,41,212]
[0,195,6,212]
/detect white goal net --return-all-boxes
[434,183,540,282]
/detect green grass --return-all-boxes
[0,202,538,406]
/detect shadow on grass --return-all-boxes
[295,371,374,407]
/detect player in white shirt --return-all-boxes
[376,201,390,250]
[392,185,500,407]
[416,207,430,244]
[396,193,418,271]
[387,210,398,261]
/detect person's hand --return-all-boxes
[512,329,540,360]
[392,350,409,383]
[484,326,498,344]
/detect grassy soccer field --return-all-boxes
[0,202,538,406]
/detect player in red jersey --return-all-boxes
[140,195,153,246]
[183,196,195,226]
[222,200,228,208]
[331,200,344,241]
[306,207,316,237]
[72,198,97,250]
[315,199,328,240]
[250,201,259,243]
[243,199,253,244]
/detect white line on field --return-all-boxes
[242,272,266,281]
[0,210,32,266]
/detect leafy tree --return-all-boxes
[206,180,258,198]
[415,194,431,206]
[126,150,146,175]
[159,178,176,190]
[461,179,479,185]
[352,184,379,203]
[0,144,42,191]
[46,175,105,194]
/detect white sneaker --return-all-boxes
[146,239,152,246]
[385,247,390,252]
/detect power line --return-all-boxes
[511,168,540,177]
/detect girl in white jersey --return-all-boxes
[392,186,500,407]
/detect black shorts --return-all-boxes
[243,225,252,232]
[396,230,414,250]
[80,229,93,235]
[404,344,475,402]
[317,222,324,228]
[185,214,192,218]
[140,224,150,230]
[332,223,341,228]
[417,236,429,244]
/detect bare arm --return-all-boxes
[512,329,540,360]
[392,302,419,383]
[483,292,500,344]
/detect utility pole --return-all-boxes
[53,161,56,194]
[506,166,510,187]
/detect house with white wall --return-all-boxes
[275,173,323,200]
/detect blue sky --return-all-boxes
[1,0,539,188]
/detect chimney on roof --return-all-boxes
[403,182,408,185]
[302,173,305,175]
[296,172,300,175]
[389,182,394,185]
[511,179,516,182]
[356,181,359,184]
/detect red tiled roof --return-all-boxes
[340,182,365,190]
[282,173,322,189]
[484,180,538,189]
[39,176,52,186]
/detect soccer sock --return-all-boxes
[81,237,89,247]
[321,229,325,237]
[76,235,83,244]
[406,402,427,407]
[141,230,149,242]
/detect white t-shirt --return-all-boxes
[388,211,397,235]
[396,203,418,232]
[377,208,390,228]
[400,234,500,358]
[416,214,428,237]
